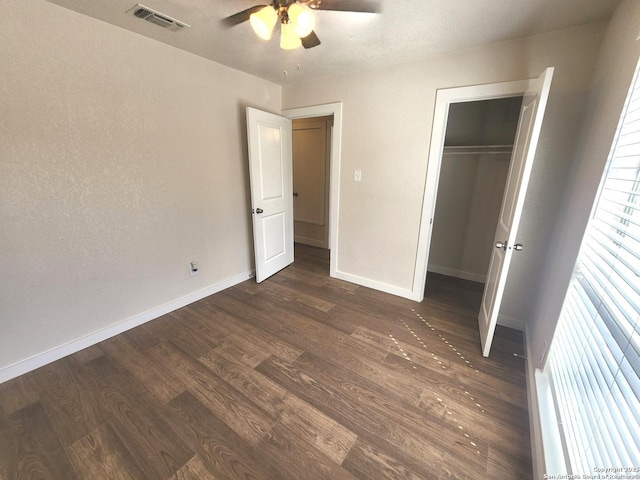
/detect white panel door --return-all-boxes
[478,67,554,357]
[246,107,294,283]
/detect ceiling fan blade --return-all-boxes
[312,0,381,13]
[301,31,321,49]
[222,5,268,27]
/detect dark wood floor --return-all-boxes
[0,244,532,479]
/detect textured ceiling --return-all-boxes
[45,0,621,85]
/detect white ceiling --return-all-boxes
[45,0,620,85]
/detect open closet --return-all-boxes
[427,96,523,284]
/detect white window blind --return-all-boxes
[546,60,640,475]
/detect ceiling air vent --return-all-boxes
[127,4,190,32]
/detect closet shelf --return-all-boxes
[443,144,513,155]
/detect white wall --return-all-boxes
[522,3,640,476]
[429,150,511,282]
[283,23,606,323]
[0,0,281,379]
[0,0,622,384]
[527,0,640,369]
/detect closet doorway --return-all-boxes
[412,68,554,357]
[427,97,523,285]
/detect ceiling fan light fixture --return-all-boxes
[249,6,277,40]
[280,21,302,50]
[288,3,315,38]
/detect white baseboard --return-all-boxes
[294,236,328,249]
[497,314,525,331]
[0,271,254,384]
[427,265,486,283]
[333,270,418,301]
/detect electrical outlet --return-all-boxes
[190,261,199,277]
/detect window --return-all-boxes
[545,61,640,474]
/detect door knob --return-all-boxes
[293,192,299,197]
[495,241,507,250]
[255,208,264,214]
[514,243,524,251]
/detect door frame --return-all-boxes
[411,79,532,301]
[282,102,343,278]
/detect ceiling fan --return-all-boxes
[224,0,381,50]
